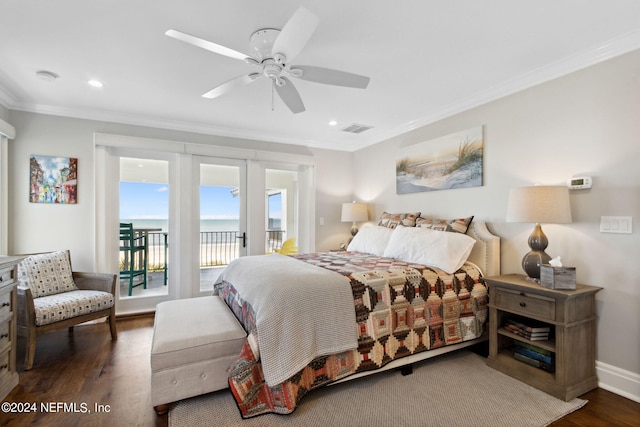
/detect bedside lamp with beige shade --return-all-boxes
[506,186,572,280]
[341,202,369,236]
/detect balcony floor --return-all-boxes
[118,267,223,298]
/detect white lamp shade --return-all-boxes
[506,186,572,224]
[341,202,369,222]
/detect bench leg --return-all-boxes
[154,404,169,416]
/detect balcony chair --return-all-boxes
[16,250,117,370]
[272,237,298,255]
[119,222,147,296]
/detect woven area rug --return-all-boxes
[169,351,586,427]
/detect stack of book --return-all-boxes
[503,318,550,341]
[513,342,555,372]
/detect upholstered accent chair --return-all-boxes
[16,250,117,370]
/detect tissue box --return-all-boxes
[540,265,576,290]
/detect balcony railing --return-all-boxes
[144,230,285,271]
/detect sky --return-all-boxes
[120,182,240,220]
[119,182,280,220]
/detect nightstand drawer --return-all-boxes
[0,288,11,320]
[0,347,10,376]
[0,265,16,288]
[494,288,556,321]
[0,321,9,349]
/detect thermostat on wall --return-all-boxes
[567,176,592,190]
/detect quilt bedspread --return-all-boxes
[217,251,488,418]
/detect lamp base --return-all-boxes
[522,250,551,280]
[350,222,359,237]
[522,223,551,280]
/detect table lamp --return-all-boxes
[341,202,368,236]
[506,186,572,280]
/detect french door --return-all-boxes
[194,157,247,293]
[95,134,315,314]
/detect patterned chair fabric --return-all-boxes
[32,290,115,326]
[17,250,78,297]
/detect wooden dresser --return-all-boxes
[0,256,21,401]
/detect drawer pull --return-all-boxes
[1,302,9,308]
[519,302,526,307]
[0,364,7,370]
[0,333,7,339]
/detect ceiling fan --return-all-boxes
[166,7,370,114]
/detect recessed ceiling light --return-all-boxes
[328,120,338,126]
[88,79,103,88]
[36,70,59,82]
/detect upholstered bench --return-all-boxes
[150,295,247,415]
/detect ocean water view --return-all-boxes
[120,218,282,233]
[120,218,283,267]
[121,219,241,232]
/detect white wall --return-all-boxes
[310,148,357,250]
[0,105,8,122]
[353,49,640,394]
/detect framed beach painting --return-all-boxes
[29,155,78,204]
[396,126,483,194]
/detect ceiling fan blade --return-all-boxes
[290,66,370,89]
[166,29,252,62]
[272,7,319,63]
[202,73,261,99]
[274,77,305,114]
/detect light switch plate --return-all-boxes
[600,216,633,234]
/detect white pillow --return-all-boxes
[347,225,394,256]
[383,226,475,273]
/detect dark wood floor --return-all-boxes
[2,316,639,426]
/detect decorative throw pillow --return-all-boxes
[377,212,421,229]
[18,250,78,298]
[383,226,476,273]
[347,225,394,256]
[415,216,474,234]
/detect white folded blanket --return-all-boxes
[216,254,358,386]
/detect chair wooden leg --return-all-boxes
[24,328,37,370]
[154,404,169,416]
[109,310,118,340]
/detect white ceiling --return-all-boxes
[1,1,640,152]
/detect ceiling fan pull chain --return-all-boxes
[271,84,275,111]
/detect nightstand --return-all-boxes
[0,256,21,401]
[484,274,602,401]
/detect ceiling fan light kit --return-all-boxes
[166,7,370,114]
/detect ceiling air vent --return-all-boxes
[341,123,374,134]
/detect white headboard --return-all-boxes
[466,221,500,277]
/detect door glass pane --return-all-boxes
[200,163,241,291]
[119,157,169,299]
[265,169,298,253]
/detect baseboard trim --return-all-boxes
[596,360,640,403]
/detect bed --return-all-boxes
[214,216,500,418]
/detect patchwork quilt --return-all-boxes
[216,251,488,418]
